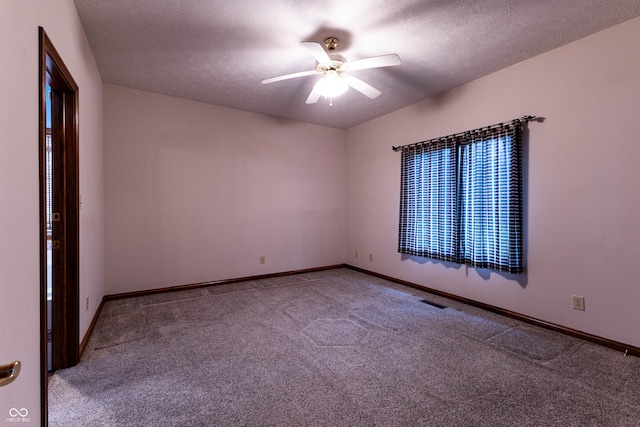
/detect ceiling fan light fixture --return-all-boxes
[262,37,400,105]
[314,70,348,99]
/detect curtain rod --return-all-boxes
[392,115,538,152]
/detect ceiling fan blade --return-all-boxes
[344,75,381,99]
[301,41,332,65]
[261,70,317,85]
[305,87,321,104]
[262,70,318,85]
[344,54,401,71]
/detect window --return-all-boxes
[397,118,528,273]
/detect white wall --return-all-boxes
[346,17,640,348]
[0,0,104,424]
[104,85,346,295]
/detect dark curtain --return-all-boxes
[398,120,524,273]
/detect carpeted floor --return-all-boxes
[48,268,640,426]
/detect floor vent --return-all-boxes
[420,299,447,309]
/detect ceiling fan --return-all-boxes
[261,37,401,105]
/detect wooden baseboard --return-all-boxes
[79,297,105,357]
[104,264,347,301]
[346,265,640,358]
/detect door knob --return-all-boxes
[0,361,21,387]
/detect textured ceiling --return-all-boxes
[74,0,640,129]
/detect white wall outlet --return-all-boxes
[369,253,373,262]
[355,251,358,258]
[572,295,585,311]
[260,256,266,265]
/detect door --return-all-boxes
[39,27,80,419]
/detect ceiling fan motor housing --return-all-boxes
[316,57,346,73]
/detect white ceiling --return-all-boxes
[74,0,640,129]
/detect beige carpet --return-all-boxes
[48,268,640,426]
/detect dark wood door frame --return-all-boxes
[39,27,80,423]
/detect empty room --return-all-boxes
[1,1,640,425]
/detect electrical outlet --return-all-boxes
[572,295,585,311]
[369,253,373,262]
[260,256,266,265]
[86,297,90,311]
[355,251,358,258]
